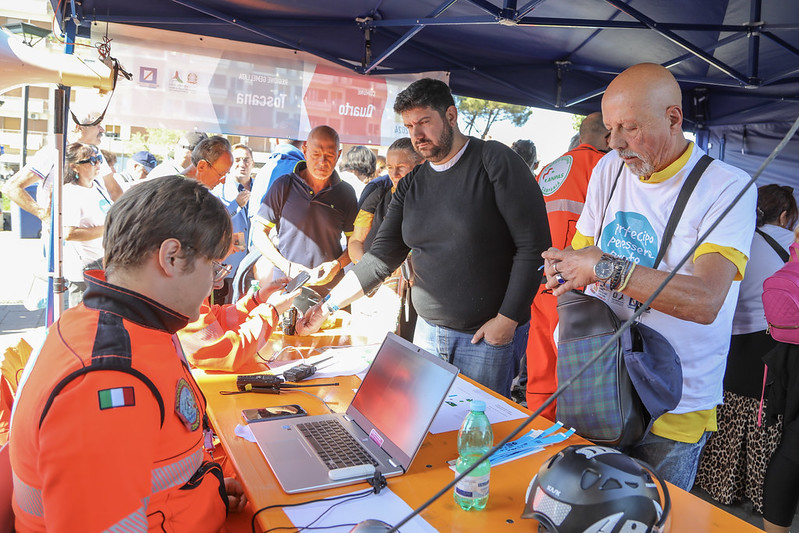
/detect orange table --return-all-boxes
[196,365,760,533]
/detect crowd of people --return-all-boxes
[3,65,799,531]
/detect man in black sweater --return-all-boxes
[297,78,550,398]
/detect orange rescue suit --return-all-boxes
[527,144,606,420]
[10,272,229,532]
[178,291,279,374]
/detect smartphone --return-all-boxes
[242,404,308,423]
[284,271,311,293]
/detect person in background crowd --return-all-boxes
[297,78,550,399]
[101,150,117,173]
[10,175,247,531]
[542,63,756,490]
[61,143,113,307]
[511,139,539,173]
[251,126,358,297]
[339,145,377,200]
[348,138,422,264]
[696,184,797,514]
[148,131,208,179]
[348,137,423,341]
[3,110,117,224]
[525,111,609,419]
[375,154,387,178]
[188,136,233,190]
[567,133,581,151]
[212,143,254,303]
[248,138,304,214]
[761,223,799,533]
[116,150,157,191]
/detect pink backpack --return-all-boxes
[763,242,799,344]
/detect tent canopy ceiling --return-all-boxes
[51,0,799,128]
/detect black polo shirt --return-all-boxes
[255,163,358,280]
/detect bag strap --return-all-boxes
[755,228,790,263]
[652,154,713,269]
[595,164,624,245]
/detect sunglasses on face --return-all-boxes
[77,155,103,165]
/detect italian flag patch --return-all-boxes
[98,387,135,410]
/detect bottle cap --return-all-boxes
[470,400,486,412]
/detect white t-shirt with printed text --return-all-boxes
[575,144,757,414]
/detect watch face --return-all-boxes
[594,260,614,280]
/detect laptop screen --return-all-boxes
[348,333,458,466]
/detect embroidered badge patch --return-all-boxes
[98,387,135,410]
[175,378,201,431]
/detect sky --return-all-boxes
[458,108,580,170]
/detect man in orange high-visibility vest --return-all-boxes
[526,112,609,419]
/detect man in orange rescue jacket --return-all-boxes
[10,176,250,532]
[526,112,609,419]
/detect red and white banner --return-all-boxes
[93,24,446,146]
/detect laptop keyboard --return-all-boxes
[297,419,379,470]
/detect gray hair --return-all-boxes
[341,145,376,178]
[191,135,232,166]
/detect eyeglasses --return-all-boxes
[77,155,103,165]
[212,261,232,282]
[203,159,226,180]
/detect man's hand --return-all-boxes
[309,260,340,286]
[224,477,248,513]
[471,313,518,346]
[235,190,251,207]
[266,288,301,315]
[37,206,50,222]
[294,302,328,336]
[542,246,604,296]
[256,277,289,302]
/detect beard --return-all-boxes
[617,149,654,177]
[415,122,454,163]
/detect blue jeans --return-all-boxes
[623,430,710,491]
[413,319,530,399]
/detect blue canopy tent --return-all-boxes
[50,0,799,184]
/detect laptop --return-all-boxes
[249,332,459,494]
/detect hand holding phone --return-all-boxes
[284,271,311,293]
[242,404,308,423]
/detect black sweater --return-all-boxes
[353,138,551,333]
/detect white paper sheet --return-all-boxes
[430,377,528,434]
[283,487,438,533]
[270,344,380,380]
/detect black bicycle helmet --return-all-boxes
[521,445,670,533]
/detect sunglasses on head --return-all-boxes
[77,155,103,165]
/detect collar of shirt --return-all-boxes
[429,138,471,173]
[640,141,694,184]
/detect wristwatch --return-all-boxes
[593,254,616,282]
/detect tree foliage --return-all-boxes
[456,97,533,139]
[126,128,184,159]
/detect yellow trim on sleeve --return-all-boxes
[694,243,748,281]
[343,231,353,237]
[650,407,717,443]
[354,210,375,228]
[571,230,594,250]
[252,214,275,229]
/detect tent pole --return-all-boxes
[747,0,762,84]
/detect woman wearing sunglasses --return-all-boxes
[62,142,113,307]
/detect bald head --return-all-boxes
[579,112,609,152]
[601,63,688,177]
[307,125,340,150]
[302,125,342,184]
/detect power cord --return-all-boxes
[252,475,387,533]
